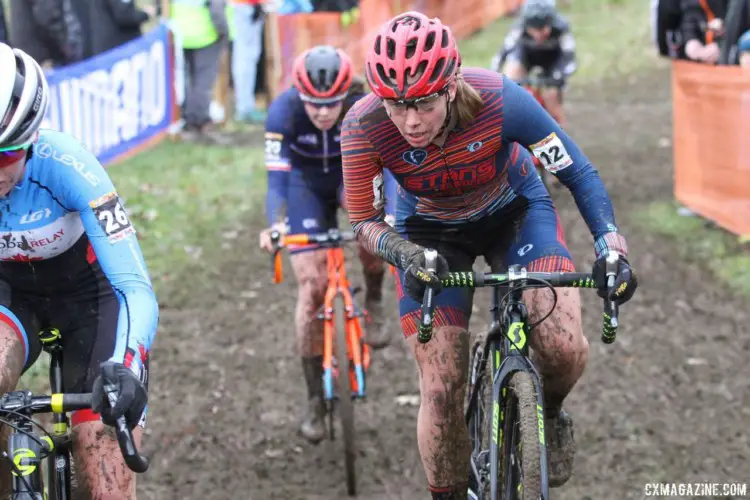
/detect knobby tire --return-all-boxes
[504,371,542,500]
[334,295,357,496]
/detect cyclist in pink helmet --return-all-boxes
[342,11,637,498]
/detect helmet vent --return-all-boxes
[386,37,397,59]
[406,38,418,59]
[429,58,445,83]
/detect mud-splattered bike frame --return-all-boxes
[271,228,371,497]
[0,327,147,499]
[417,250,621,499]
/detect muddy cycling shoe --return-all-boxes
[545,408,576,487]
[299,356,326,444]
[364,298,390,349]
[299,397,326,444]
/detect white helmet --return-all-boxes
[0,43,49,149]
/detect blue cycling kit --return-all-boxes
[341,69,628,334]
[264,87,397,240]
[0,130,158,377]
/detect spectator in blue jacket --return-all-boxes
[738,29,750,66]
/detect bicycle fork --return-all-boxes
[321,291,368,401]
[468,291,551,499]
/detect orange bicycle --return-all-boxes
[269,228,369,497]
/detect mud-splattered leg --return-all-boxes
[290,250,329,442]
[407,325,471,499]
[524,287,588,412]
[0,323,27,497]
[73,423,142,499]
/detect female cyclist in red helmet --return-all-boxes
[258,45,397,444]
[341,11,637,498]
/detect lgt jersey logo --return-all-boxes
[19,209,52,225]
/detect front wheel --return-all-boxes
[334,295,357,496]
[503,371,543,500]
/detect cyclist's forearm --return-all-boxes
[556,53,576,79]
[265,190,287,227]
[110,283,158,371]
[562,166,628,258]
[352,219,413,269]
[558,33,577,77]
[265,169,289,226]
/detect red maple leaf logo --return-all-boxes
[4,254,43,262]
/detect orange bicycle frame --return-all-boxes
[273,233,370,399]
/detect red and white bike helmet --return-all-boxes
[365,11,461,100]
[293,45,354,103]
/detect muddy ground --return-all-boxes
[136,66,750,500]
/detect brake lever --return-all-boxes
[269,230,282,282]
[601,251,620,344]
[103,382,149,473]
[417,249,438,344]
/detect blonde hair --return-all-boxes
[453,72,483,128]
[339,75,368,123]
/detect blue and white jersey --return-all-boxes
[0,129,158,371]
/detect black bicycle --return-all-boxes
[1,327,148,499]
[417,250,621,500]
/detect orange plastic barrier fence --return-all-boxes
[264,0,524,98]
[672,60,750,237]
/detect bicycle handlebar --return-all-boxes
[517,75,564,89]
[417,251,621,345]
[268,228,357,283]
[0,391,149,473]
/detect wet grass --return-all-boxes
[634,202,750,298]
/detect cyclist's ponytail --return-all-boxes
[339,75,368,123]
[349,75,366,96]
[454,71,483,128]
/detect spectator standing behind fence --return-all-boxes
[89,0,156,57]
[737,28,750,66]
[719,0,750,64]
[230,0,267,124]
[170,0,231,144]
[681,0,728,63]
[8,0,84,67]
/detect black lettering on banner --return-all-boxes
[89,192,135,243]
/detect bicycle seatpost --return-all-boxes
[602,251,620,344]
[417,249,438,344]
